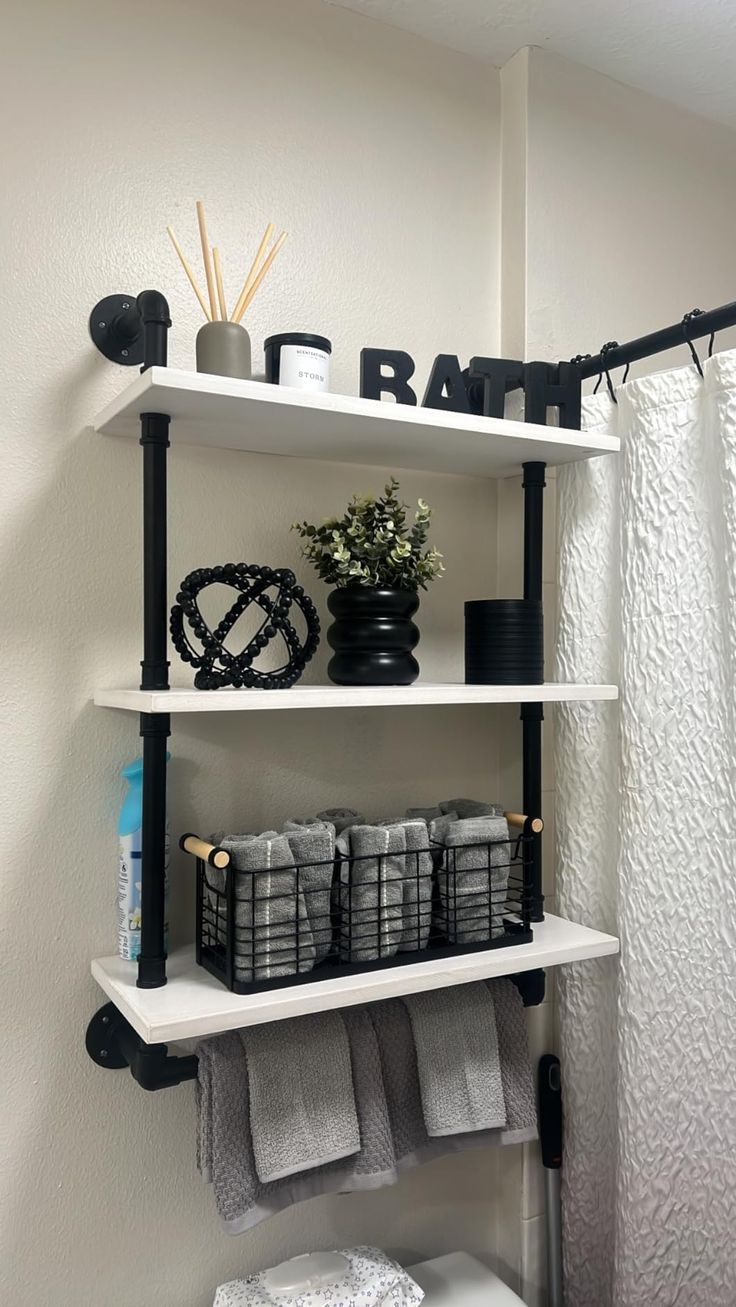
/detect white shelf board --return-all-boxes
[94,368,619,478]
[92,914,619,1044]
[94,682,618,713]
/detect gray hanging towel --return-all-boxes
[439,797,504,818]
[216,832,315,982]
[337,824,406,962]
[242,1011,359,1183]
[368,997,429,1163]
[489,978,538,1144]
[376,818,432,951]
[437,814,511,943]
[282,820,336,961]
[195,990,534,1235]
[403,982,506,1136]
[196,1006,397,1235]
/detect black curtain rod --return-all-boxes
[571,299,736,380]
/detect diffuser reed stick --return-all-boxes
[196,200,219,320]
[229,221,274,324]
[212,247,228,322]
[233,231,288,323]
[166,226,212,321]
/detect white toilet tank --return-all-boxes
[407,1252,526,1307]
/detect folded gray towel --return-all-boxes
[439,798,504,818]
[216,833,315,981]
[242,1011,359,1182]
[283,821,335,961]
[489,978,538,1144]
[437,815,511,943]
[197,1006,397,1234]
[403,983,506,1136]
[376,818,432,951]
[317,807,365,834]
[337,824,405,962]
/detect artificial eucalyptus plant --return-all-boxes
[292,478,444,591]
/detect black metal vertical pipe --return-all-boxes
[522,461,546,922]
[140,414,170,692]
[523,461,546,604]
[137,291,171,985]
[138,712,170,988]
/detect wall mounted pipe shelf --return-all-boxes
[93,367,619,479]
[84,287,620,1083]
[94,682,619,714]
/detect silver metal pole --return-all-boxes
[544,1167,563,1307]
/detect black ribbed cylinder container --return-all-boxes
[327,587,420,685]
[465,598,543,685]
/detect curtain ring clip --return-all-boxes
[682,309,705,378]
[595,341,619,403]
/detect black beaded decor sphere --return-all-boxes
[170,564,320,690]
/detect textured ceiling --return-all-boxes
[326,0,736,129]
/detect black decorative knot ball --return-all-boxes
[170,564,320,691]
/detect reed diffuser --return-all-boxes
[166,203,288,379]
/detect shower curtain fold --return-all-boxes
[555,351,736,1307]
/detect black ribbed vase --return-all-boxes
[327,587,420,686]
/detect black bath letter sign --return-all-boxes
[422,354,471,414]
[523,361,582,429]
[360,348,417,405]
[467,357,525,418]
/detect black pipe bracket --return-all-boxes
[85,1002,198,1091]
[89,295,145,365]
[89,289,170,370]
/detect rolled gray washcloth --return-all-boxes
[282,820,336,961]
[440,797,504,818]
[337,824,405,962]
[405,805,442,822]
[197,1006,397,1235]
[376,818,432,951]
[317,807,365,835]
[403,982,506,1135]
[427,811,458,871]
[215,832,315,982]
[243,1011,359,1182]
[437,814,511,943]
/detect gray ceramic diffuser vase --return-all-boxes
[196,321,251,380]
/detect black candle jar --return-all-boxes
[264,333,332,392]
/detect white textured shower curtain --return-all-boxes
[555,351,736,1307]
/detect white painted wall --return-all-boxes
[1,3,504,1305]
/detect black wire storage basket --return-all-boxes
[182,818,539,994]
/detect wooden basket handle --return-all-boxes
[179,833,230,869]
[503,811,544,834]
